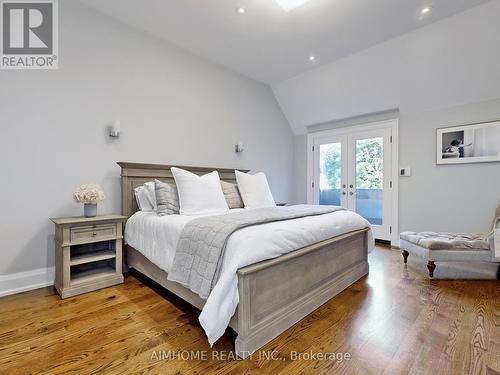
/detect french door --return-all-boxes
[311,128,393,241]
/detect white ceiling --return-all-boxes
[81,0,492,84]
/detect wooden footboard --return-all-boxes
[235,228,369,358]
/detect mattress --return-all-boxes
[125,205,373,345]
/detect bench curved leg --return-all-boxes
[427,261,436,278]
[402,250,409,264]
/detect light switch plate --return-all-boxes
[399,167,411,177]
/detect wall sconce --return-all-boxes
[109,120,121,139]
[235,141,244,153]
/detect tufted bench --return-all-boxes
[399,231,499,278]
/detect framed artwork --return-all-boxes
[436,120,500,165]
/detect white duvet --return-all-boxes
[125,205,373,345]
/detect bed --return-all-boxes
[118,162,371,358]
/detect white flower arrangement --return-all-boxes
[73,184,105,204]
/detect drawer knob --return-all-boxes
[92,232,97,236]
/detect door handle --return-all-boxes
[342,191,346,196]
[349,192,354,196]
[349,184,354,188]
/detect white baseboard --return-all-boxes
[0,267,55,298]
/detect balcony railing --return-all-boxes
[319,188,382,225]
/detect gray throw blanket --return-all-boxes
[167,205,345,299]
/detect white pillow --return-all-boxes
[143,181,157,211]
[171,167,229,215]
[134,186,154,211]
[235,170,276,209]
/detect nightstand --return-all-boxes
[50,215,127,298]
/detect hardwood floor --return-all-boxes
[0,246,498,375]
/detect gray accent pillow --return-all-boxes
[155,179,180,215]
[220,181,244,209]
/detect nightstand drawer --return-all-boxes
[71,224,116,243]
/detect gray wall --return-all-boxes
[293,134,308,204]
[294,98,500,234]
[0,1,294,275]
[398,99,500,233]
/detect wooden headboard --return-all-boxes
[118,162,249,218]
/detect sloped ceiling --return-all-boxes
[272,1,500,133]
[81,0,491,84]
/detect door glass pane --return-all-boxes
[319,143,342,206]
[355,137,383,225]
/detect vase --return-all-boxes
[84,203,97,217]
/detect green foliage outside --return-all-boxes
[322,138,383,190]
[321,144,341,188]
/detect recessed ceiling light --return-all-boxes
[421,6,431,15]
[236,7,246,15]
[309,55,316,62]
